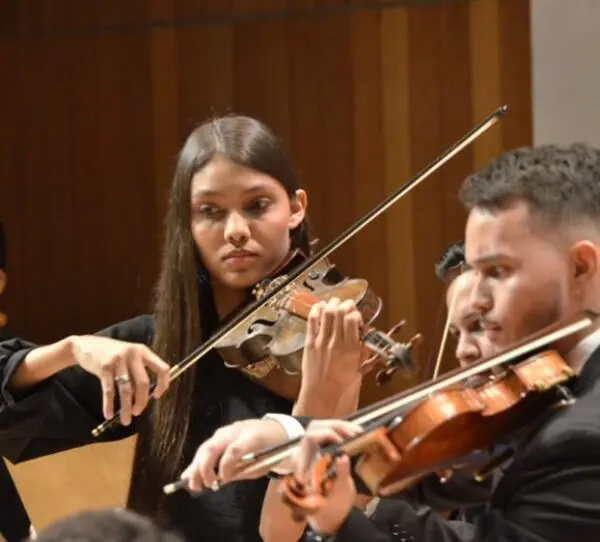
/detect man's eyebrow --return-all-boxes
[468,253,510,266]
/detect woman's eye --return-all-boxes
[198,205,224,219]
[246,198,271,214]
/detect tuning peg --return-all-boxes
[408,333,423,350]
[376,367,395,386]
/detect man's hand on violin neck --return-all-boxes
[306,455,356,536]
[180,418,288,491]
[293,420,361,535]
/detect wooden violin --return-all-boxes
[216,246,421,385]
[93,105,507,438]
[278,311,597,518]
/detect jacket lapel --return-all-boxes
[489,344,600,508]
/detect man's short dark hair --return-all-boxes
[0,221,5,271]
[435,241,465,283]
[459,143,600,229]
[30,509,184,542]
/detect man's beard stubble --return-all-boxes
[518,294,563,343]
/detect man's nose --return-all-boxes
[469,279,493,313]
[224,212,250,247]
[455,338,480,367]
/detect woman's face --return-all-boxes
[190,156,307,290]
[446,272,495,367]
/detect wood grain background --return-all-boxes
[0,0,532,530]
[0,0,532,404]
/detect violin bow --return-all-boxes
[93,105,508,438]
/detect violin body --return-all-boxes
[354,350,575,496]
[279,347,582,519]
[215,249,382,376]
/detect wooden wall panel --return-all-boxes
[0,0,531,525]
[0,0,532,392]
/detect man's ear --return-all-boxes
[570,241,599,286]
[0,269,6,296]
[289,189,307,230]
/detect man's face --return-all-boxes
[464,200,573,351]
[446,272,495,367]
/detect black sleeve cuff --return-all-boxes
[328,508,390,542]
[1,346,38,405]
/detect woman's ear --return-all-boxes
[0,269,6,296]
[570,240,599,286]
[289,189,307,230]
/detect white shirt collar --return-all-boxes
[565,327,600,374]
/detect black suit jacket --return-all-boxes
[298,345,600,541]
[0,326,31,542]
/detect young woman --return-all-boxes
[0,115,367,542]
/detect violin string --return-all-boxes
[267,294,409,357]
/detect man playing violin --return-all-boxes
[270,143,600,542]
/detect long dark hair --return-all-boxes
[127,115,311,521]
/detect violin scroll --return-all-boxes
[359,320,423,385]
[279,454,339,522]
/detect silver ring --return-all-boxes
[115,374,131,384]
[210,480,220,491]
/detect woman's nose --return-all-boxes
[224,212,250,247]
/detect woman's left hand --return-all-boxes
[296,298,367,414]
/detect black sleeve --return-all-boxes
[337,427,600,542]
[295,416,311,428]
[333,500,473,542]
[0,315,155,463]
[471,429,600,542]
[403,467,493,512]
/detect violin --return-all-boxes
[217,245,421,386]
[217,247,381,375]
[93,105,508,438]
[278,310,597,518]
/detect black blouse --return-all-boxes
[0,315,293,542]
